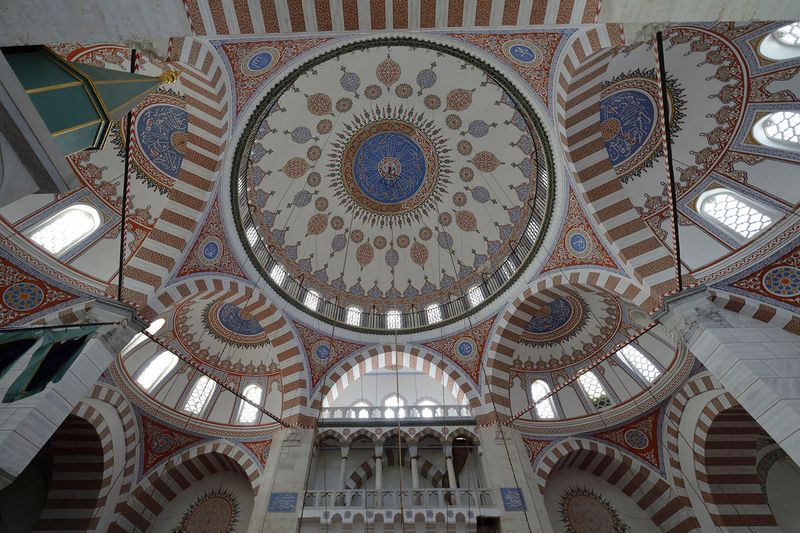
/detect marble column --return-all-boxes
[443,443,458,490]
[657,288,800,466]
[338,444,350,490]
[374,442,384,491]
[408,443,420,490]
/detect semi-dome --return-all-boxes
[231,37,555,332]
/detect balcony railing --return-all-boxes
[303,488,495,512]
[319,404,474,426]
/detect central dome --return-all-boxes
[231,37,554,331]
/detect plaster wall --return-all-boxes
[149,470,255,533]
[766,456,800,532]
[542,467,660,533]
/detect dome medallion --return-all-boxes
[231,38,555,332]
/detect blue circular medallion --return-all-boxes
[570,234,587,252]
[525,298,575,334]
[457,340,473,357]
[763,265,800,298]
[241,46,280,77]
[509,44,535,63]
[341,120,439,215]
[248,51,273,71]
[203,241,219,260]
[315,344,331,360]
[502,40,543,67]
[353,132,426,204]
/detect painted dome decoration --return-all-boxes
[115,91,189,194]
[599,68,685,183]
[231,37,554,331]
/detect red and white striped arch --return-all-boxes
[483,268,651,419]
[709,288,800,336]
[311,343,484,417]
[534,437,700,533]
[181,0,602,36]
[109,440,261,532]
[554,30,679,308]
[146,276,309,425]
[692,395,777,529]
[662,371,722,527]
[120,37,231,315]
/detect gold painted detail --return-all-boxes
[159,70,181,84]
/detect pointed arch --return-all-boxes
[535,437,699,533]
[484,269,650,419]
[109,440,261,532]
[311,344,484,418]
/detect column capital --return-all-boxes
[339,444,350,459]
[408,442,418,456]
[374,442,384,457]
[442,442,453,458]
[653,287,729,344]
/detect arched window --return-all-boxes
[698,189,772,240]
[761,111,800,148]
[345,306,361,326]
[577,371,611,409]
[184,375,216,415]
[467,285,485,307]
[525,218,540,243]
[303,289,320,311]
[135,350,178,392]
[418,399,439,418]
[530,380,556,419]
[237,383,263,423]
[29,204,101,255]
[269,263,287,286]
[617,344,661,383]
[122,317,166,356]
[387,309,402,329]
[759,23,800,61]
[774,22,800,46]
[425,303,442,324]
[384,394,405,418]
[351,401,370,419]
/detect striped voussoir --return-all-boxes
[693,395,777,529]
[85,383,141,522]
[182,0,602,36]
[535,437,699,533]
[311,343,483,418]
[119,37,230,314]
[33,415,108,532]
[663,371,723,532]
[710,288,800,336]
[144,276,309,425]
[484,269,650,419]
[555,29,678,306]
[345,450,445,489]
[108,440,260,532]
